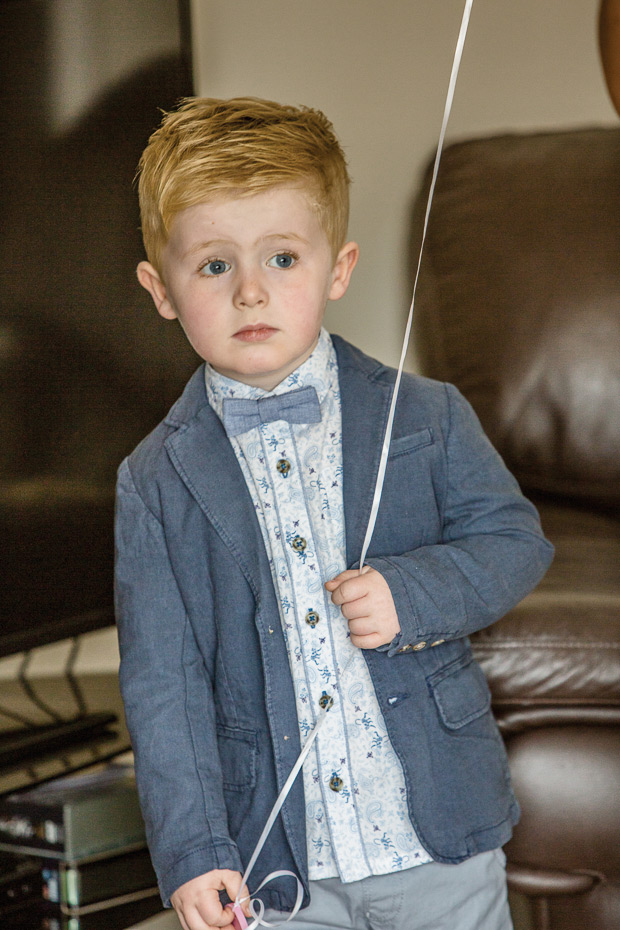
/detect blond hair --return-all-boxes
[137,96,351,271]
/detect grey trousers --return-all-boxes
[263,849,513,930]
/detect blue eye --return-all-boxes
[201,259,230,276]
[267,252,296,269]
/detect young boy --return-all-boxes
[115,97,553,930]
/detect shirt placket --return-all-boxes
[265,420,371,881]
[206,336,431,883]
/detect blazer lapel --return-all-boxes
[333,337,393,566]
[164,372,270,595]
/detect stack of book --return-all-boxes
[0,761,164,929]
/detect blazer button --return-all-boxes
[276,458,291,477]
[412,641,427,651]
[329,775,344,793]
[291,536,307,553]
[431,639,446,647]
[398,644,413,653]
[318,691,334,711]
[305,610,320,627]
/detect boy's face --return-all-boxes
[138,186,358,391]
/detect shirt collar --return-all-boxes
[205,327,338,420]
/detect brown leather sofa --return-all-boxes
[600,0,620,116]
[412,127,620,930]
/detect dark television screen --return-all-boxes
[0,0,198,659]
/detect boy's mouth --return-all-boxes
[234,324,278,342]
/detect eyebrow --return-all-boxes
[186,238,232,256]
[186,232,309,256]
[261,232,309,244]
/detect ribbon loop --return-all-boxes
[229,870,305,929]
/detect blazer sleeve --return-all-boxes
[365,383,554,656]
[114,458,242,905]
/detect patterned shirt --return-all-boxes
[205,329,431,883]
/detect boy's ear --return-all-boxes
[136,261,178,320]
[328,241,359,301]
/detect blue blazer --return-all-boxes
[115,335,553,909]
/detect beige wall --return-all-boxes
[191,0,618,369]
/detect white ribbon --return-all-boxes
[359,0,474,570]
[232,705,331,920]
[233,0,475,921]
[232,658,357,923]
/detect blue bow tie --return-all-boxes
[221,385,322,437]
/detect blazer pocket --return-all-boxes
[388,427,434,459]
[427,653,492,730]
[217,725,258,791]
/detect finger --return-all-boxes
[350,631,384,649]
[324,569,358,590]
[220,872,250,921]
[237,889,253,919]
[325,564,373,590]
[339,599,370,621]
[347,616,376,636]
[191,893,232,929]
[220,870,245,899]
[227,884,253,920]
[330,576,371,607]
[183,904,216,930]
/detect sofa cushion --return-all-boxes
[472,500,620,710]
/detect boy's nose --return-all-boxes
[233,270,268,310]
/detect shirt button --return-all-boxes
[318,692,334,711]
[291,536,307,553]
[305,610,320,628]
[412,641,427,651]
[329,775,344,793]
[276,458,291,477]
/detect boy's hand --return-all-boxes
[171,870,251,930]
[325,566,400,649]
